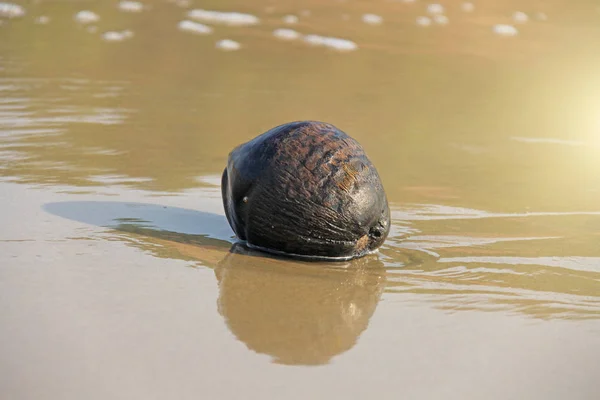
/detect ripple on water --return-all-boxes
[511,136,586,146]
[0,77,138,188]
[385,269,600,319]
[380,198,600,319]
[88,174,154,185]
[391,204,600,221]
[438,256,600,273]
[0,78,132,129]
[399,234,560,254]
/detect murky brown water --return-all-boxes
[1,1,600,399]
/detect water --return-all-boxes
[1,1,599,399]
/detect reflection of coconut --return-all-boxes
[215,244,386,365]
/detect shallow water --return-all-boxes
[1,1,600,399]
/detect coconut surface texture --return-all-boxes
[221,121,390,261]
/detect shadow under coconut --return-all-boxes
[43,200,387,365]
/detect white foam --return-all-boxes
[362,13,383,25]
[34,16,50,25]
[433,15,449,25]
[101,32,124,42]
[512,11,529,24]
[273,28,300,41]
[302,34,324,46]
[168,0,191,7]
[416,16,432,27]
[187,9,259,26]
[74,10,99,24]
[0,2,25,18]
[216,39,241,51]
[303,34,358,52]
[118,1,144,13]
[426,4,444,15]
[461,2,475,12]
[178,20,213,35]
[102,31,133,42]
[282,15,298,24]
[493,24,518,36]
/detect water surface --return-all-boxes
[1,1,599,399]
